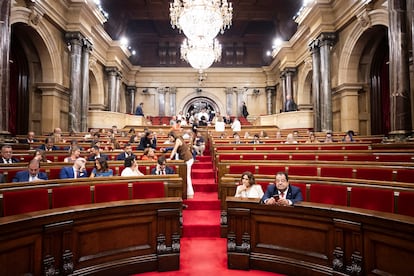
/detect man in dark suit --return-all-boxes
[37,137,60,151]
[12,159,48,182]
[87,145,109,161]
[18,131,39,144]
[0,145,20,163]
[135,102,144,116]
[60,157,88,179]
[262,171,303,206]
[284,95,297,112]
[116,143,136,160]
[151,156,175,175]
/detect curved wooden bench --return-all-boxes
[0,198,182,275]
[226,197,414,275]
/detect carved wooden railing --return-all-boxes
[0,198,182,276]
[226,197,414,276]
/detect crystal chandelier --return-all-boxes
[170,0,233,41]
[181,38,222,73]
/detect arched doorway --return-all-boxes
[182,96,220,120]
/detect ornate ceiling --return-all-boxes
[100,0,303,67]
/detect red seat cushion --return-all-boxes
[3,189,49,216]
[132,181,165,199]
[52,185,91,208]
[94,183,129,203]
[398,191,414,217]
[228,165,256,175]
[320,167,354,178]
[257,165,286,175]
[350,187,394,213]
[355,168,394,181]
[395,169,414,183]
[309,184,347,206]
[288,166,318,176]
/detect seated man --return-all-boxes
[60,157,88,179]
[12,159,48,182]
[38,137,60,151]
[116,143,136,160]
[261,171,303,206]
[87,145,109,161]
[0,145,20,163]
[151,156,174,175]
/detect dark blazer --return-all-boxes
[18,138,39,144]
[137,136,157,150]
[0,173,5,183]
[37,144,60,151]
[135,105,144,116]
[151,166,175,175]
[261,184,303,205]
[59,167,88,179]
[116,152,136,161]
[12,171,48,182]
[87,154,109,161]
[0,157,20,164]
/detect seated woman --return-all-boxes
[121,156,144,176]
[141,147,158,161]
[90,157,113,177]
[64,146,81,163]
[234,171,264,198]
[32,149,52,163]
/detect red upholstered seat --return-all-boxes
[375,154,414,162]
[350,187,394,213]
[354,167,394,181]
[257,181,271,193]
[320,167,354,178]
[266,154,290,160]
[346,154,377,162]
[242,154,265,160]
[398,191,414,217]
[52,185,91,208]
[132,181,165,199]
[2,169,21,183]
[395,168,414,183]
[228,165,256,175]
[257,166,286,175]
[47,168,62,180]
[291,182,307,201]
[219,154,241,161]
[94,183,129,203]
[3,189,49,216]
[309,184,347,206]
[288,166,318,176]
[317,154,345,161]
[291,154,316,161]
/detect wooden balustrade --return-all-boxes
[0,198,182,276]
[226,197,414,275]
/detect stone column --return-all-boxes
[319,32,336,132]
[235,88,244,117]
[126,86,136,114]
[80,38,92,132]
[115,72,122,112]
[310,39,322,132]
[169,87,177,116]
[388,0,412,139]
[158,87,166,116]
[280,72,287,110]
[0,0,11,135]
[105,67,118,112]
[225,88,233,116]
[66,32,84,133]
[265,86,275,115]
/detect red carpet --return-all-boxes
[132,150,284,275]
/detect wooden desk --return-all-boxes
[226,197,414,275]
[0,198,182,275]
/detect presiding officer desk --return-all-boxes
[0,197,182,276]
[226,197,414,276]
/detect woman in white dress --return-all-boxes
[235,171,264,198]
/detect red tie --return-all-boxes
[280,192,284,199]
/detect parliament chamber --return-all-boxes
[1,0,414,275]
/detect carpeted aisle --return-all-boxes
[133,151,283,275]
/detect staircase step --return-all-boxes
[182,210,221,237]
[192,169,215,179]
[184,192,220,210]
[193,162,213,169]
[193,179,217,193]
[196,156,212,162]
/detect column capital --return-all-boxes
[65,32,84,46]
[105,66,119,75]
[280,67,296,78]
[318,32,337,47]
[82,37,93,52]
[157,87,167,94]
[126,86,136,94]
[225,88,233,94]
[309,39,320,52]
[265,86,276,93]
